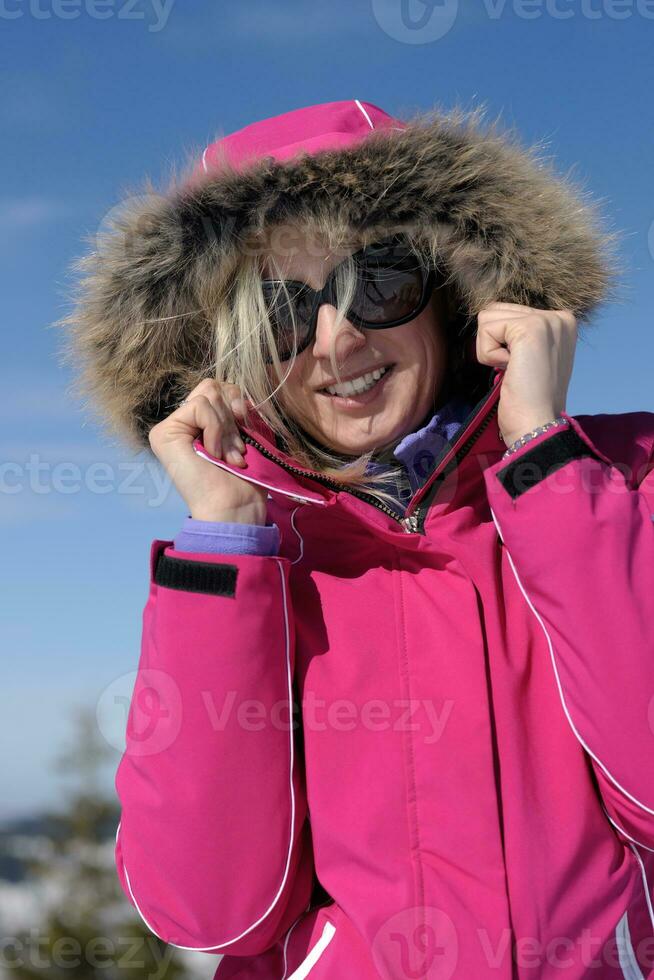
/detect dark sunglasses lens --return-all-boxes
[351,259,425,325]
[262,244,428,362]
[262,282,315,361]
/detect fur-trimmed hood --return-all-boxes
[59,99,619,451]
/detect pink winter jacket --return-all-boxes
[114,367,654,979]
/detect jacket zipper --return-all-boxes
[405,399,499,534]
[238,377,500,535]
[237,431,408,525]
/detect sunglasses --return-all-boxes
[261,238,436,363]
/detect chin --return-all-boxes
[303,405,412,456]
[334,424,402,457]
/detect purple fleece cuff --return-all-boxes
[173,517,281,556]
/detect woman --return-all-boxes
[63,100,654,979]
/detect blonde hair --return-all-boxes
[194,222,470,511]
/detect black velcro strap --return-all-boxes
[496,427,600,500]
[154,552,238,597]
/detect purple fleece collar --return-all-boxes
[392,395,474,493]
[363,395,474,511]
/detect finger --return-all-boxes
[214,386,248,450]
[216,381,246,409]
[479,307,577,328]
[207,392,247,463]
[222,384,250,421]
[184,384,247,459]
[476,319,512,367]
[179,395,244,464]
[477,309,533,325]
[186,378,243,411]
[185,381,248,444]
[477,302,538,314]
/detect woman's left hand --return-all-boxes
[476,302,578,448]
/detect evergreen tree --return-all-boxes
[6,706,212,979]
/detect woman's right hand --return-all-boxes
[148,379,269,524]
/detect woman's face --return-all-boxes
[262,239,450,457]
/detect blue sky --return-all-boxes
[3,1,653,818]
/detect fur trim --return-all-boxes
[58,104,620,450]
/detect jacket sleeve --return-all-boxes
[483,413,654,850]
[114,539,314,956]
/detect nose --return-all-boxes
[311,303,367,363]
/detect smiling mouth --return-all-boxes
[318,364,395,398]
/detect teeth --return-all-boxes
[325,366,389,397]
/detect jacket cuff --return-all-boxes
[154,551,239,597]
[486,414,610,502]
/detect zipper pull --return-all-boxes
[401,514,419,533]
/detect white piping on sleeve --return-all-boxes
[354,100,375,129]
[193,445,327,506]
[287,921,337,980]
[281,902,312,980]
[596,806,654,942]
[602,807,654,854]
[489,506,654,821]
[289,505,306,565]
[629,842,654,934]
[116,559,302,951]
[201,145,209,173]
[616,910,645,980]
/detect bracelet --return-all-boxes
[501,417,569,458]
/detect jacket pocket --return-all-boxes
[284,916,337,980]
